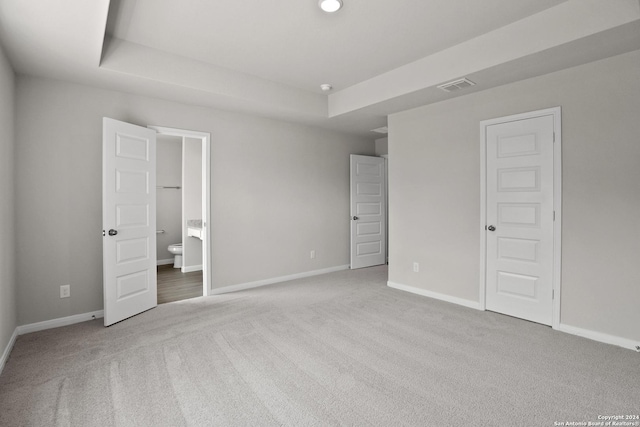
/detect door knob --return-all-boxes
[487,225,496,231]
[352,216,359,220]
[108,229,118,236]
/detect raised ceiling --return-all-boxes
[0,0,639,138]
[106,0,565,92]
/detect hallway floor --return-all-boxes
[157,264,203,304]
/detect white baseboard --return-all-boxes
[17,310,104,335]
[209,265,350,296]
[556,323,640,352]
[0,327,18,376]
[181,265,203,273]
[387,281,482,310]
[157,259,174,266]
[1,310,105,374]
[387,281,639,352]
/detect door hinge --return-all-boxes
[552,289,555,300]
[553,132,556,143]
[553,211,555,221]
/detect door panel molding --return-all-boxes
[103,118,158,326]
[479,107,562,329]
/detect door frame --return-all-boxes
[479,107,562,329]
[148,125,212,297]
[380,154,389,264]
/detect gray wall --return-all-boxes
[156,135,182,262]
[15,76,374,325]
[374,137,388,156]
[0,43,16,358]
[183,137,203,269]
[389,50,640,342]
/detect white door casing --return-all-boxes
[350,155,386,269]
[480,108,562,327]
[103,118,158,326]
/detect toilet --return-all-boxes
[167,243,183,268]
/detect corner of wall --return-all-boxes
[374,137,388,156]
[0,39,18,372]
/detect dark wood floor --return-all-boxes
[157,264,203,304]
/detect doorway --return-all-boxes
[149,126,212,302]
[479,107,562,327]
[155,134,206,304]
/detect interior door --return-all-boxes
[485,114,555,325]
[350,155,386,269]
[103,118,157,326]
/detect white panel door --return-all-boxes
[485,114,555,325]
[103,118,157,326]
[350,155,386,269]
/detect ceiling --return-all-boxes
[107,0,566,92]
[0,0,639,139]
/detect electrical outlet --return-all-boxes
[60,285,70,298]
[310,250,316,259]
[413,262,419,273]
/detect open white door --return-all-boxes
[103,118,157,326]
[350,155,386,269]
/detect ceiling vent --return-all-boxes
[371,126,388,134]
[437,78,476,93]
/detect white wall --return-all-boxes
[0,41,16,360]
[389,50,640,342]
[15,76,375,325]
[156,135,182,262]
[183,137,203,269]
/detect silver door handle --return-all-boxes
[352,216,359,220]
[108,229,118,236]
[487,225,496,231]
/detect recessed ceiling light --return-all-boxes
[320,84,333,92]
[319,0,343,13]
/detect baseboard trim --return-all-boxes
[17,310,104,336]
[387,282,639,352]
[0,327,19,376]
[387,281,482,310]
[181,265,203,273]
[157,259,174,266]
[209,265,350,296]
[556,323,639,352]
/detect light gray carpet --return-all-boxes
[1,266,638,426]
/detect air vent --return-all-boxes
[371,126,388,134]
[437,78,476,93]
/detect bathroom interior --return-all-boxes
[156,134,204,304]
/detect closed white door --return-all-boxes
[350,155,386,269]
[103,118,157,326]
[485,113,556,325]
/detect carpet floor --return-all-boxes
[0,266,638,426]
